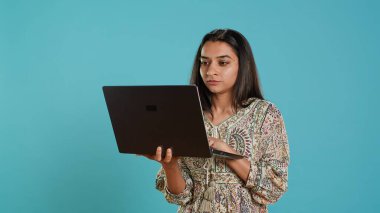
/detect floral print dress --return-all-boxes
[156,98,290,213]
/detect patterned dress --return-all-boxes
[156,98,290,213]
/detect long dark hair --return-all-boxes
[190,29,264,115]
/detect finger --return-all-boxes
[163,148,172,163]
[155,146,162,161]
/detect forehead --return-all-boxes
[200,41,237,59]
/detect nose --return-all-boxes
[206,63,218,76]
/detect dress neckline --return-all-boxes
[203,111,238,127]
[203,97,258,128]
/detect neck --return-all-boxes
[210,92,235,114]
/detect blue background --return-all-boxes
[1,0,379,212]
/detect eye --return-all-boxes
[200,61,209,66]
[219,61,229,66]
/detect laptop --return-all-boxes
[102,85,244,159]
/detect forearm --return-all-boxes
[226,158,250,183]
[224,146,251,183]
[163,163,186,194]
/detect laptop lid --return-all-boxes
[103,85,213,158]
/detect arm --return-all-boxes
[163,164,186,194]
[244,104,290,204]
[209,103,289,204]
[210,143,251,182]
[153,148,193,205]
[156,147,186,194]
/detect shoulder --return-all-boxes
[246,98,285,133]
[248,98,282,117]
[245,98,276,119]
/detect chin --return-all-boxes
[207,87,225,94]
[206,86,218,93]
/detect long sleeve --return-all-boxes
[155,158,194,206]
[245,103,290,204]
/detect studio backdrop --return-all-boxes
[1,0,379,212]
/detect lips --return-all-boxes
[206,80,220,85]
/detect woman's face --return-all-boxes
[199,41,239,96]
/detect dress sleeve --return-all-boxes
[245,103,290,204]
[155,158,194,206]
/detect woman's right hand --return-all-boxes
[140,146,179,170]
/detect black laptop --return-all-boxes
[102,85,244,159]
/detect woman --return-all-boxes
[144,29,290,213]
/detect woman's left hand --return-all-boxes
[207,137,236,154]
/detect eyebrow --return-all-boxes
[200,55,232,59]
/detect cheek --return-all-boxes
[199,69,205,79]
[224,67,239,81]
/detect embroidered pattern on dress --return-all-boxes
[155,98,290,213]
